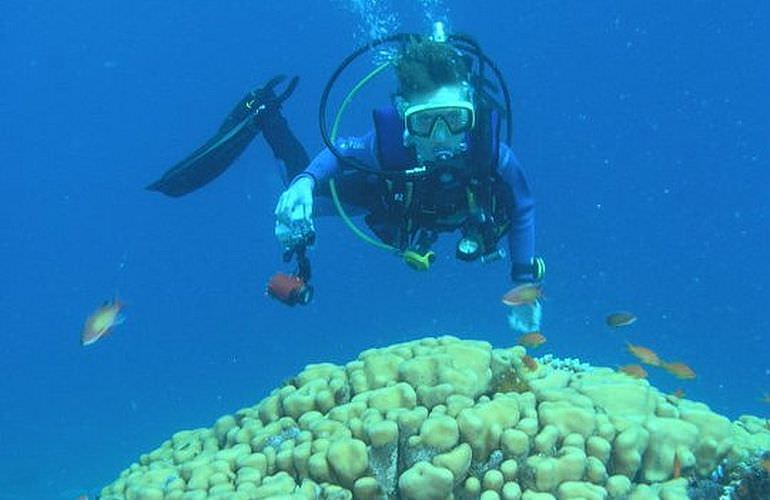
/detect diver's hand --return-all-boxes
[508,300,542,335]
[275,175,314,224]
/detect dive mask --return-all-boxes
[404,101,475,137]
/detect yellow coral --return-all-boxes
[98,336,770,499]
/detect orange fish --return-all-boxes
[618,364,648,379]
[517,332,546,349]
[626,342,661,367]
[81,297,125,346]
[671,388,686,399]
[672,451,681,479]
[606,311,637,328]
[521,355,538,371]
[662,361,696,380]
[502,283,543,306]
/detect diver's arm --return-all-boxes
[497,143,536,282]
[278,132,377,219]
[293,148,338,190]
[291,132,378,190]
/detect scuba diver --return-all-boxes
[146,23,544,333]
[273,23,545,334]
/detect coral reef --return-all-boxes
[99,336,770,499]
[717,450,770,499]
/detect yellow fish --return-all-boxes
[81,297,125,346]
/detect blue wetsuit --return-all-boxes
[293,131,537,282]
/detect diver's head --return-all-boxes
[393,39,475,164]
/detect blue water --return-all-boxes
[2,1,768,497]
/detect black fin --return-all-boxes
[146,115,259,197]
[146,75,305,197]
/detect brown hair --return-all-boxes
[394,39,470,98]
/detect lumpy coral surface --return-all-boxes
[100,336,770,499]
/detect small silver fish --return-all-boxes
[606,311,637,328]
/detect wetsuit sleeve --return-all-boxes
[497,143,536,282]
[291,132,378,188]
[289,132,379,217]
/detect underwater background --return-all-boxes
[1,1,768,498]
